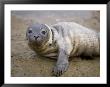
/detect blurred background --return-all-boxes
[11,10,100,77]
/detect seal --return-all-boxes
[26,22,100,76]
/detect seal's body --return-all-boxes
[26,22,100,76]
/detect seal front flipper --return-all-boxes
[53,48,69,76]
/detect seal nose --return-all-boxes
[34,35,39,40]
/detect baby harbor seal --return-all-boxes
[26,22,100,76]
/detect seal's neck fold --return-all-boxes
[44,24,53,45]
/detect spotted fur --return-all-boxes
[26,22,100,76]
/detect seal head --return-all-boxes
[26,23,52,46]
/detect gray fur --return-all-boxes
[26,22,100,76]
[26,23,50,46]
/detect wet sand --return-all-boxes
[11,11,100,77]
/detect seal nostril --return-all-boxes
[34,36,39,40]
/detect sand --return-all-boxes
[11,11,100,77]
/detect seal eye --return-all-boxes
[28,30,32,33]
[41,30,46,35]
